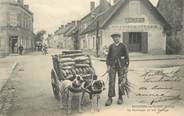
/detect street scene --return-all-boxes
[0,0,184,116]
[0,50,184,116]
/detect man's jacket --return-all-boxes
[106,43,129,68]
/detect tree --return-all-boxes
[157,0,183,54]
[34,30,46,43]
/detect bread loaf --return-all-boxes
[74,56,89,61]
[78,68,83,74]
[60,66,73,70]
[59,57,74,63]
[59,62,75,67]
[61,70,67,77]
[71,69,76,74]
[75,64,90,68]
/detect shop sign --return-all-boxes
[110,24,162,31]
[125,17,145,23]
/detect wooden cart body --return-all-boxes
[51,50,97,100]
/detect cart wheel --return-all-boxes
[51,70,60,101]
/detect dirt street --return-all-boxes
[0,51,184,116]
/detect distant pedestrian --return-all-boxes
[42,44,48,55]
[18,44,24,55]
[105,33,129,106]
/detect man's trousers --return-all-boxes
[108,67,127,98]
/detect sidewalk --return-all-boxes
[0,56,18,91]
[91,53,184,62]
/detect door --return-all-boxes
[123,32,129,48]
[10,36,18,53]
[141,32,148,53]
[128,32,142,52]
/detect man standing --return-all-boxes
[105,33,129,106]
[18,44,24,55]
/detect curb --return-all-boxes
[0,62,18,92]
[94,57,184,62]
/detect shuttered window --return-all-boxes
[8,13,18,26]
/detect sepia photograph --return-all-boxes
[0,0,184,116]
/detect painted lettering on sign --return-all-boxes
[110,24,162,31]
[125,17,145,23]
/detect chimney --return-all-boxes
[59,27,62,30]
[65,23,71,27]
[71,21,76,25]
[24,5,29,9]
[60,25,64,28]
[90,1,95,12]
[76,21,80,25]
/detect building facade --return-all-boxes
[78,0,111,53]
[52,0,111,51]
[0,0,34,57]
[79,0,171,55]
[52,21,79,50]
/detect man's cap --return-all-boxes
[111,33,121,38]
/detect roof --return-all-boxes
[81,0,171,35]
[80,1,111,22]
[0,2,33,15]
[142,0,171,30]
[56,0,111,36]
[81,0,126,34]
[65,26,78,37]
[78,0,111,34]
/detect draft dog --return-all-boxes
[83,80,105,112]
[59,75,84,114]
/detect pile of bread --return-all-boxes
[58,55,95,79]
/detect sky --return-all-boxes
[24,0,159,34]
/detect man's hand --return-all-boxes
[124,66,128,73]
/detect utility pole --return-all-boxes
[91,12,100,57]
[96,20,100,57]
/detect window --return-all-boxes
[93,37,95,49]
[23,15,26,28]
[9,13,18,26]
[84,24,87,29]
[88,38,90,49]
[17,14,21,27]
[83,39,86,48]
[27,40,31,48]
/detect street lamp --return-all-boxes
[91,12,100,57]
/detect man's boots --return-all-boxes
[117,96,123,105]
[105,97,112,106]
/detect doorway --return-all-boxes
[10,36,18,53]
[129,32,142,52]
[123,32,148,53]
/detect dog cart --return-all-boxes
[51,50,97,101]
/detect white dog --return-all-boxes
[83,80,105,112]
[59,75,84,114]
